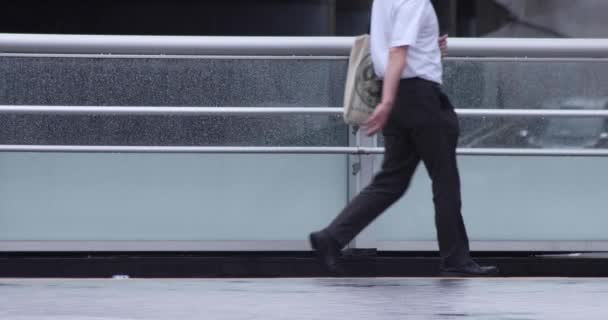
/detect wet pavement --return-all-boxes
[1,278,607,319]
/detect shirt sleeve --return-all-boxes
[390,0,426,48]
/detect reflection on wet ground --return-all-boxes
[1,278,607,319]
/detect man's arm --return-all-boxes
[439,34,448,57]
[364,46,408,136]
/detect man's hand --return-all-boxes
[364,102,393,136]
[439,34,448,57]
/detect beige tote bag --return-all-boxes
[343,34,382,125]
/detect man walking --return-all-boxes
[310,0,498,277]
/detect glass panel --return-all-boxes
[460,116,608,149]
[0,57,349,146]
[0,57,347,107]
[0,114,347,146]
[363,156,608,242]
[379,60,608,150]
[0,153,347,241]
[443,60,608,110]
[378,116,608,149]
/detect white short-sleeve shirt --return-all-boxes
[370,0,443,84]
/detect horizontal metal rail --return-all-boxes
[457,148,608,157]
[0,53,349,60]
[1,106,608,118]
[444,57,608,63]
[2,53,608,62]
[1,34,608,57]
[0,146,357,154]
[0,145,607,157]
[0,106,343,116]
[0,34,353,56]
[456,109,608,118]
[450,38,608,58]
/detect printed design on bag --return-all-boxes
[355,53,381,111]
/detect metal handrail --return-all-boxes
[2,106,608,118]
[0,145,607,157]
[0,106,343,116]
[1,34,608,57]
[456,109,608,118]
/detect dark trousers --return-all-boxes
[326,78,472,268]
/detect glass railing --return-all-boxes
[0,34,606,251]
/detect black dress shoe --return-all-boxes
[309,231,344,275]
[440,263,500,277]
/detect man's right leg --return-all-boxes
[310,133,420,273]
[323,133,420,248]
